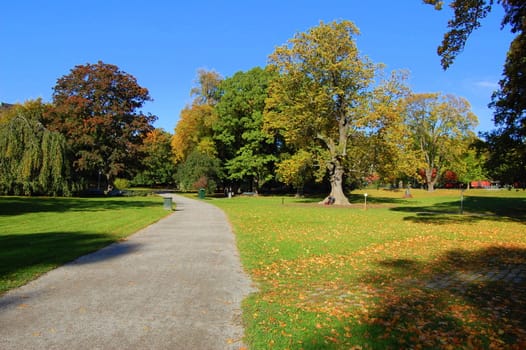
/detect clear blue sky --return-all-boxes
[0,1,514,134]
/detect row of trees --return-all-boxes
[0,62,163,195]
[172,21,487,204]
[3,3,523,200]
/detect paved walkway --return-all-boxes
[0,194,254,349]
[425,266,526,291]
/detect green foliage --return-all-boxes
[456,146,488,186]
[482,129,525,184]
[426,0,526,182]
[265,20,384,204]
[213,67,277,192]
[0,100,71,196]
[175,149,222,193]
[132,128,176,186]
[171,70,221,164]
[404,93,478,191]
[113,178,130,190]
[489,27,526,181]
[276,150,314,190]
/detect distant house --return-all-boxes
[470,180,500,189]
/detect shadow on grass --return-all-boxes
[0,197,162,217]
[290,194,408,206]
[391,196,526,224]
[303,246,526,349]
[0,231,141,296]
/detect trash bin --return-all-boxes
[163,197,172,210]
[198,188,206,199]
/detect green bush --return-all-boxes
[114,178,130,190]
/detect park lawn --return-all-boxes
[0,195,170,294]
[213,189,526,349]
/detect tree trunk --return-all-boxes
[105,173,114,192]
[295,184,304,198]
[320,160,350,205]
[425,168,437,192]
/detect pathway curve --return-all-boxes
[0,194,254,349]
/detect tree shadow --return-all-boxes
[391,196,526,224]
[356,246,526,348]
[348,193,407,205]
[0,231,142,296]
[0,196,162,217]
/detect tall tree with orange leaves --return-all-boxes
[50,61,156,190]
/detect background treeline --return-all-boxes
[0,61,167,196]
[1,19,523,198]
[171,21,522,203]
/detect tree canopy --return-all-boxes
[404,93,478,191]
[132,128,176,186]
[171,70,221,163]
[265,20,381,204]
[49,61,156,190]
[0,100,71,196]
[214,67,277,193]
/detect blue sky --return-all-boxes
[0,1,514,133]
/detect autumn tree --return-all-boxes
[404,93,478,191]
[132,128,176,186]
[49,61,156,190]
[265,20,379,205]
[365,71,418,186]
[213,67,277,193]
[425,0,526,182]
[275,150,315,197]
[0,100,71,196]
[171,69,221,163]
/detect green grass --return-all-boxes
[0,195,170,294]
[212,189,526,349]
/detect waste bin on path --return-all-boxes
[198,188,206,199]
[163,197,172,210]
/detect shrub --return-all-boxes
[114,178,130,190]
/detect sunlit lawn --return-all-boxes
[0,196,170,294]
[212,189,526,349]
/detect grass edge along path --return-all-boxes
[0,195,170,295]
[212,189,526,349]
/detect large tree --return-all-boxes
[404,93,478,191]
[213,67,277,193]
[264,20,379,205]
[424,0,525,181]
[0,100,71,196]
[49,61,156,190]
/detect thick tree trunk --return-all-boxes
[320,161,350,205]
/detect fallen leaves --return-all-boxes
[218,194,526,349]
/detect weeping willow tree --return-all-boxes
[0,100,72,196]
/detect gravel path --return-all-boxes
[0,194,254,349]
